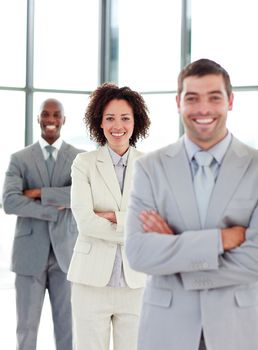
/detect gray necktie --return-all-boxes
[194,151,215,227]
[108,157,127,288]
[45,145,55,180]
[115,158,125,193]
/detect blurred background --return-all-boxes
[1,0,258,348]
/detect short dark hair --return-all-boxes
[84,83,151,146]
[177,58,232,97]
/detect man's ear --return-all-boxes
[228,93,234,111]
[176,95,180,111]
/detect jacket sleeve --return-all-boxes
[71,156,124,243]
[41,186,71,208]
[2,154,58,222]
[181,212,258,290]
[115,211,126,233]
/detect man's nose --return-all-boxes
[198,101,211,115]
[46,114,55,123]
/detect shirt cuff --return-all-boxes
[218,230,224,254]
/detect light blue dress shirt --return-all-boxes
[184,132,232,180]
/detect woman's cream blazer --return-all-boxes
[67,145,146,288]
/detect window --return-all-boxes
[0,0,26,87]
[118,0,182,149]
[191,0,258,144]
[1,1,258,348]
[0,91,24,289]
[34,0,99,91]
[118,0,182,92]
[192,0,258,86]
[0,91,25,198]
[228,91,258,148]
[138,93,179,152]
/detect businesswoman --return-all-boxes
[67,83,151,350]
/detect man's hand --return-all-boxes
[23,188,41,199]
[221,226,246,251]
[57,206,66,211]
[139,210,173,235]
[95,211,117,223]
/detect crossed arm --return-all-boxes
[25,193,118,221]
[140,210,246,251]
[125,159,258,291]
[24,188,66,211]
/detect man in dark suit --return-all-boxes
[2,98,83,350]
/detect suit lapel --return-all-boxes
[96,145,121,207]
[32,142,51,186]
[206,137,252,227]
[161,139,200,230]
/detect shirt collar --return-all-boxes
[184,132,232,165]
[107,146,130,166]
[39,137,63,151]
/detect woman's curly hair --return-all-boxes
[84,83,151,146]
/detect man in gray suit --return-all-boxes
[2,98,83,350]
[125,59,258,350]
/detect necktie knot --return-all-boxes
[194,151,213,167]
[45,145,55,156]
[117,157,125,167]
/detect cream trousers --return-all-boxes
[71,283,143,350]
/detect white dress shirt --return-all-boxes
[38,137,63,160]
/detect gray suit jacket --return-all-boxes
[125,136,258,350]
[2,141,83,276]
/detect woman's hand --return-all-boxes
[95,211,117,223]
